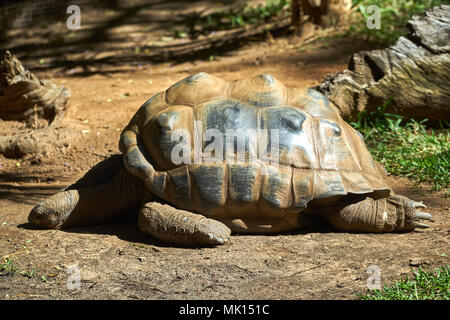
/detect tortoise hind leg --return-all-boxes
[138,202,231,246]
[28,155,146,229]
[321,195,433,233]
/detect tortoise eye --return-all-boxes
[157,112,178,130]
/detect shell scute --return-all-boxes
[259,106,317,169]
[314,118,362,172]
[259,165,292,216]
[229,74,287,107]
[227,163,261,216]
[166,165,192,210]
[189,164,227,216]
[165,72,228,106]
[313,170,347,201]
[141,105,194,171]
[288,87,340,121]
[292,168,314,210]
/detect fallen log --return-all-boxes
[0,51,77,158]
[315,5,450,124]
[0,50,70,124]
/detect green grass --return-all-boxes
[359,266,450,300]
[21,269,35,278]
[1,257,19,274]
[349,0,448,45]
[349,101,450,192]
[1,257,38,279]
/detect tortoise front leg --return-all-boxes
[138,202,231,246]
[322,195,433,233]
[28,155,146,228]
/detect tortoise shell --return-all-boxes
[119,72,391,229]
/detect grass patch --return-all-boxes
[1,255,39,279]
[359,266,450,300]
[21,269,36,278]
[349,0,447,45]
[349,101,450,192]
[1,257,19,274]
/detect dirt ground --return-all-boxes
[1,1,448,300]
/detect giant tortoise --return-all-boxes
[28,73,433,245]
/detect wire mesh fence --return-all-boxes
[0,0,117,38]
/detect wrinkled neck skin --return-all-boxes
[28,155,151,229]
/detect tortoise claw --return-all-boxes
[390,196,434,231]
[413,211,433,221]
[414,222,430,229]
[411,201,427,209]
[410,203,433,229]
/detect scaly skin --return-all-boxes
[139,202,231,245]
[28,155,231,246]
[28,156,145,229]
[322,195,432,233]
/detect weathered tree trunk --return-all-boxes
[0,51,77,158]
[315,5,450,123]
[301,0,328,25]
[0,50,70,124]
[291,0,301,30]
